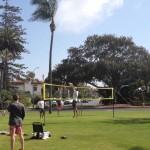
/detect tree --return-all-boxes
[26,71,35,80]
[30,0,58,113]
[53,34,150,93]
[0,0,28,90]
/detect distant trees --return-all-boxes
[53,34,150,91]
[0,0,28,90]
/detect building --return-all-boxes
[11,79,43,98]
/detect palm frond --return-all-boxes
[30,0,58,22]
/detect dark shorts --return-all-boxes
[72,100,77,109]
[39,108,44,113]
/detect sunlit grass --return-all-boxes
[0,109,150,150]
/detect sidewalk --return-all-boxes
[102,104,150,109]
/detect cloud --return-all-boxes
[55,0,124,34]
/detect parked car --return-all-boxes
[64,99,81,105]
[81,100,89,103]
[135,86,150,93]
[52,100,64,107]
[64,99,73,105]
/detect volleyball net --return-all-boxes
[42,83,114,101]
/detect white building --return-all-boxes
[11,79,43,97]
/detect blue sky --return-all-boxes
[6,0,150,81]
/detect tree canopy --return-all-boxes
[53,34,150,91]
[30,0,58,22]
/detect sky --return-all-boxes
[3,0,150,81]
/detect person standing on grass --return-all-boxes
[7,93,25,150]
[72,86,79,118]
[56,100,62,116]
[37,97,45,119]
[54,87,63,116]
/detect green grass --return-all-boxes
[0,109,150,150]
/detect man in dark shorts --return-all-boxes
[7,93,25,150]
[72,87,79,118]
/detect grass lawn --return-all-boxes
[0,109,150,150]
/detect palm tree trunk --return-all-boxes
[48,17,55,114]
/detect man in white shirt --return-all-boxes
[72,87,79,118]
[37,98,45,119]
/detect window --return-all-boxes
[33,85,37,91]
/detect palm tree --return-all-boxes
[0,0,28,90]
[30,0,58,113]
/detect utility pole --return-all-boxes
[32,67,39,108]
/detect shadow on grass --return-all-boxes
[24,137,40,141]
[101,118,150,124]
[128,146,148,150]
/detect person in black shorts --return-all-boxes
[72,87,79,118]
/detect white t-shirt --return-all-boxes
[37,100,44,109]
[73,89,78,101]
